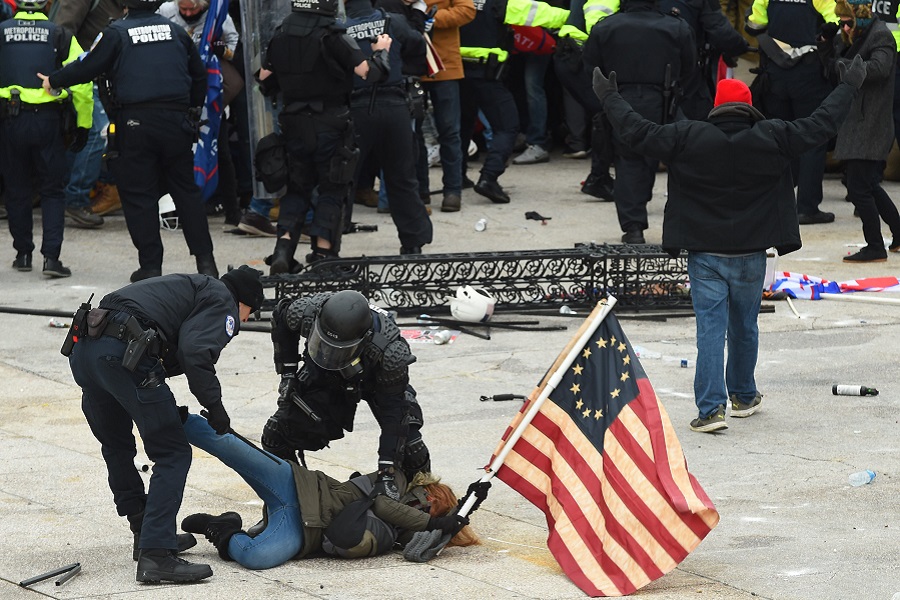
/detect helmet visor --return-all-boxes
[308,319,364,370]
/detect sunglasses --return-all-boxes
[840,19,854,28]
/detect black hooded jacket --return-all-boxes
[598,82,857,256]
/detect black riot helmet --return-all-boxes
[308,291,373,370]
[290,0,338,16]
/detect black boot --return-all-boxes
[128,511,198,561]
[474,176,510,204]
[182,511,243,561]
[135,549,212,583]
[196,253,219,278]
[269,237,294,275]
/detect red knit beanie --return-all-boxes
[714,79,752,107]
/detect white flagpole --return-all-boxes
[821,293,900,305]
[458,296,618,517]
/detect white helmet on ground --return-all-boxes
[449,286,495,323]
[159,194,179,231]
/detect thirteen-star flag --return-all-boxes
[492,307,719,597]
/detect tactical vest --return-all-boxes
[764,0,823,47]
[340,9,404,89]
[268,16,355,106]
[0,17,63,89]
[107,14,192,106]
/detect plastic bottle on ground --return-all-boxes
[848,470,876,487]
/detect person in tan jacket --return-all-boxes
[421,0,475,213]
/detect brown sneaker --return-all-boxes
[355,188,379,207]
[91,183,122,216]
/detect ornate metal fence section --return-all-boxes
[262,244,690,313]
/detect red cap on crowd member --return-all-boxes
[714,79,753,107]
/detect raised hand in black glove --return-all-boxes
[819,22,839,42]
[374,467,401,501]
[838,55,867,89]
[201,401,231,435]
[69,127,90,153]
[592,68,618,102]
[427,513,469,536]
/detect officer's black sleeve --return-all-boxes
[582,27,604,72]
[700,0,749,58]
[326,31,368,71]
[49,27,119,89]
[176,287,240,409]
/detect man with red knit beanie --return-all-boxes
[591,59,864,433]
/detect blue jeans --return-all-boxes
[423,80,462,195]
[522,53,551,147]
[183,414,303,570]
[64,84,109,209]
[688,251,766,418]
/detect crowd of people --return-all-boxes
[3,0,900,276]
[9,0,896,584]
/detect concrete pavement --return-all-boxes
[1,152,899,599]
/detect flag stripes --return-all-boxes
[493,310,718,596]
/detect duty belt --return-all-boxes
[99,311,160,353]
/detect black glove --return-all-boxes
[201,402,231,435]
[278,371,297,401]
[373,467,401,501]
[427,513,469,536]
[592,68,618,101]
[458,480,492,514]
[838,55,867,89]
[183,106,203,141]
[820,22,839,41]
[68,127,89,153]
[212,40,227,59]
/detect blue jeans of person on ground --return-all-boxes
[183,414,303,570]
[688,251,766,419]
[64,84,110,210]
[423,80,463,195]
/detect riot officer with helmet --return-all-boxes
[342,0,433,255]
[262,290,431,502]
[1,0,93,278]
[39,0,219,283]
[259,0,392,272]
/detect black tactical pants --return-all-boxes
[109,108,213,271]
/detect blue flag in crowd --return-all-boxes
[195,0,229,201]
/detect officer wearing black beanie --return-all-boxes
[66,266,262,584]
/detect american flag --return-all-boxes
[492,307,719,596]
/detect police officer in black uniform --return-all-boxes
[39,0,219,283]
[1,0,92,278]
[660,0,749,120]
[260,0,392,273]
[262,290,431,501]
[66,265,264,583]
[583,0,694,244]
[342,0,433,254]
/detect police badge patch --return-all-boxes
[225,315,235,337]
